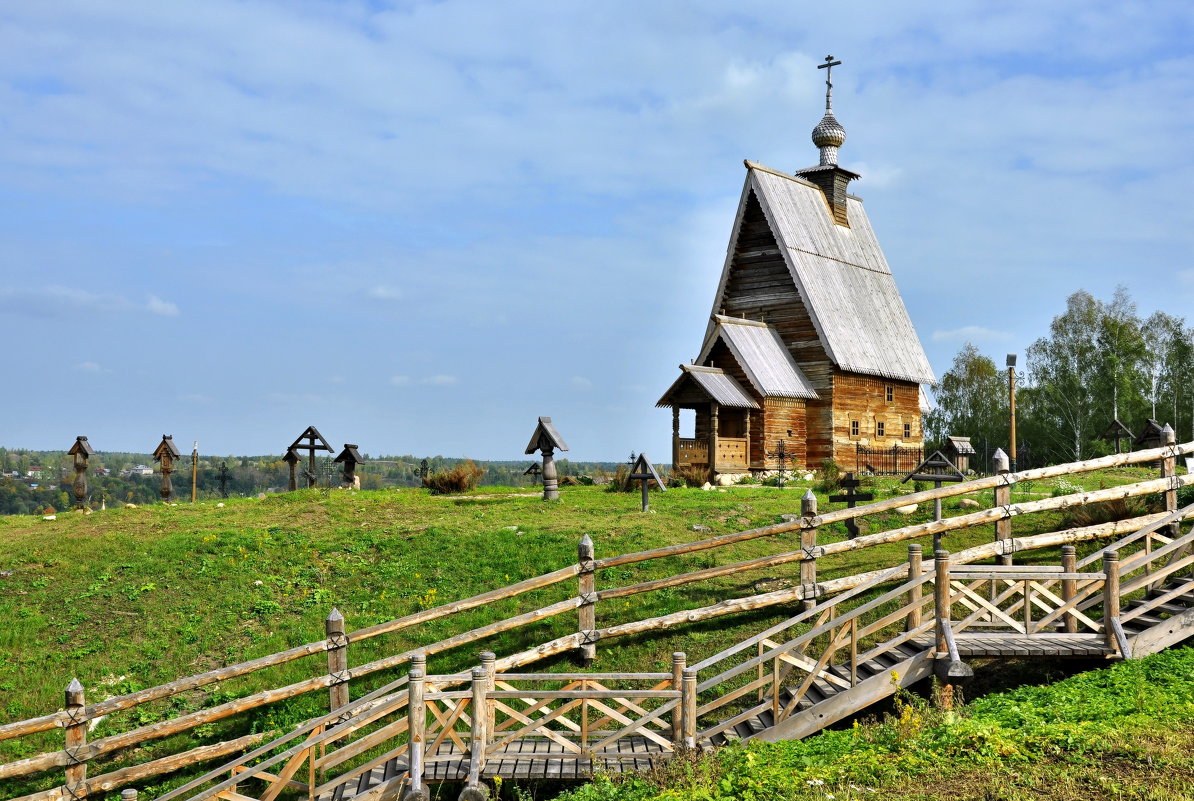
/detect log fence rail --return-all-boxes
[4,437,1194,801]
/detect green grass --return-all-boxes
[551,646,1194,801]
[0,466,1168,797]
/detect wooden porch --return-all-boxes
[674,437,749,473]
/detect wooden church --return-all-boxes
[657,57,935,480]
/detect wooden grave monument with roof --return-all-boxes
[657,56,935,482]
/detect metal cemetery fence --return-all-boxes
[855,444,924,475]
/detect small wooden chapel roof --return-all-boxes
[656,364,759,409]
[698,315,818,399]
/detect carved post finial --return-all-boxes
[801,489,817,517]
[992,448,1009,475]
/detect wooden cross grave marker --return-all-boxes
[289,426,334,489]
[629,453,666,512]
[1098,418,1133,455]
[902,450,966,548]
[766,439,790,488]
[828,472,873,539]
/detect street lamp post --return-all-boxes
[1007,354,1018,473]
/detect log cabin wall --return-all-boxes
[831,373,922,464]
[761,398,807,469]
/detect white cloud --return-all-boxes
[571,376,593,390]
[146,295,180,316]
[389,376,411,386]
[932,326,1013,343]
[74,361,104,373]
[421,375,458,386]
[368,286,402,300]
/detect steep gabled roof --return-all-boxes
[706,161,935,386]
[656,365,759,409]
[698,316,818,399]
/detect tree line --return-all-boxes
[926,287,1192,468]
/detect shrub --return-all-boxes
[671,465,708,488]
[605,464,633,492]
[816,458,842,494]
[735,474,761,485]
[422,461,484,494]
[1060,496,1147,528]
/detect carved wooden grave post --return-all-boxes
[629,453,666,512]
[524,416,569,500]
[333,444,364,489]
[67,436,94,510]
[152,435,181,502]
[828,472,873,539]
[279,448,299,492]
[288,426,334,489]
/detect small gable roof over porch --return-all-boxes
[698,315,818,399]
[656,365,759,409]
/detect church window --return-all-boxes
[877,421,886,437]
[885,385,894,403]
[850,420,859,437]
[904,422,912,438]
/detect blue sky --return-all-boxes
[2,1,1193,460]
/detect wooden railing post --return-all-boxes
[1061,545,1078,634]
[578,534,597,662]
[992,449,1013,566]
[480,651,496,745]
[934,550,951,656]
[800,489,819,612]
[1103,551,1121,651]
[467,667,487,788]
[64,678,87,799]
[406,655,427,799]
[905,544,923,632]
[1162,424,1178,540]
[325,608,349,714]
[121,790,137,801]
[681,667,697,749]
[671,652,685,747]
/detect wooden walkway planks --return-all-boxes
[912,633,1111,658]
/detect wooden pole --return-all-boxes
[542,446,559,500]
[1103,551,1120,652]
[578,534,597,662]
[480,651,496,745]
[934,550,951,657]
[64,679,86,797]
[993,449,1012,566]
[708,402,720,485]
[744,410,752,470]
[1061,545,1078,634]
[190,442,198,504]
[407,656,426,797]
[681,667,697,749]
[468,667,487,779]
[905,544,923,632]
[325,609,349,714]
[1009,360,1018,473]
[800,490,818,612]
[671,652,685,747]
[671,408,680,472]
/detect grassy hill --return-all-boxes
[0,467,1178,797]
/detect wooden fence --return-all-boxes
[4,435,1194,800]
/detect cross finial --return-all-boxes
[817,54,842,111]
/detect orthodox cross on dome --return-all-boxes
[817,54,841,111]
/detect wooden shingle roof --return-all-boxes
[656,365,759,409]
[705,162,936,386]
[698,316,818,400]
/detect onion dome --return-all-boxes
[812,111,846,166]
